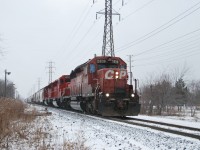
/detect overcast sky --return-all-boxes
[0,0,200,97]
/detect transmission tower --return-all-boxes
[46,61,55,84]
[97,0,120,57]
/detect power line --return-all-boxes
[135,42,200,62]
[122,0,155,21]
[54,0,92,58]
[70,20,99,54]
[116,1,200,52]
[59,4,103,64]
[66,1,93,47]
[113,0,121,6]
[61,18,101,65]
[135,47,200,67]
[134,27,200,57]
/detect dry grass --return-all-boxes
[62,131,90,150]
[0,97,36,148]
[0,98,89,150]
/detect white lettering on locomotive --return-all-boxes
[105,70,127,79]
[120,70,126,78]
[105,70,114,79]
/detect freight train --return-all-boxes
[28,56,141,116]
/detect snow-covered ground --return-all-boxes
[29,105,200,150]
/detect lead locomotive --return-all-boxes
[69,55,140,116]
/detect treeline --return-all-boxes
[0,79,15,98]
[140,73,200,116]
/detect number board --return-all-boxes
[96,59,119,64]
[97,59,106,63]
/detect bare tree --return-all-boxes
[171,63,190,83]
[0,80,4,96]
[140,65,192,116]
[0,79,15,98]
[141,73,174,115]
[140,74,157,115]
[187,80,200,116]
[153,74,173,115]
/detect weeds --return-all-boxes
[0,98,36,149]
[0,98,89,150]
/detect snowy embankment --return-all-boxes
[31,105,200,150]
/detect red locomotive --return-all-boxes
[69,56,140,116]
[43,75,70,108]
[29,56,140,116]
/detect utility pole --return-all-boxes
[46,61,55,84]
[97,0,120,57]
[4,69,11,97]
[127,55,133,85]
[37,78,41,91]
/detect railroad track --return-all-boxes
[109,117,200,140]
[124,117,200,132]
[30,103,200,140]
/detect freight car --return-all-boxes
[29,56,140,116]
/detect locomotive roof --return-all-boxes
[70,56,126,79]
[43,75,69,89]
[73,59,90,72]
[89,56,125,63]
[73,56,125,71]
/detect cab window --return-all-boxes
[98,64,118,70]
[120,65,127,69]
[90,64,96,73]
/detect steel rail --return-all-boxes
[123,117,200,132]
[109,117,200,140]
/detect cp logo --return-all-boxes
[105,70,127,79]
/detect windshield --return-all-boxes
[98,64,118,70]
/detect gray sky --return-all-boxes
[0,0,200,97]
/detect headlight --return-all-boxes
[105,93,110,97]
[115,72,119,79]
[131,94,135,97]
